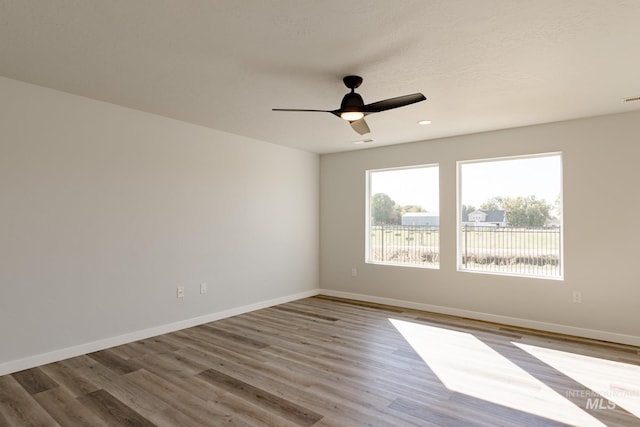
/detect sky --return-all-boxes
[370,165,440,212]
[369,154,562,212]
[460,155,562,208]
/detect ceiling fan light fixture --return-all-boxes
[272,75,426,135]
[341,111,365,121]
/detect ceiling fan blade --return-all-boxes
[272,108,332,113]
[363,93,426,113]
[273,76,426,136]
[350,118,370,135]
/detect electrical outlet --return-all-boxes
[200,282,207,294]
[177,286,185,298]
[351,268,357,277]
[572,291,582,304]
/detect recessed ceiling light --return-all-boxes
[418,120,432,125]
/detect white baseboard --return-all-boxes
[3,287,637,376]
[319,289,640,347]
[0,289,320,376]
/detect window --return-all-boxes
[366,165,439,268]
[458,153,563,278]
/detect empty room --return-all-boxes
[1,1,640,426]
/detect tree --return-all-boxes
[461,204,476,215]
[505,196,551,227]
[479,197,503,211]
[479,195,552,227]
[394,204,426,220]
[371,193,397,225]
[372,193,428,225]
[402,204,426,213]
[554,195,561,217]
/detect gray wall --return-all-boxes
[0,77,319,370]
[320,111,640,344]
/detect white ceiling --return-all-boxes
[1,1,640,154]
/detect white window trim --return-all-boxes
[456,152,564,280]
[365,163,440,269]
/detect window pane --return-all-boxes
[367,165,439,268]
[458,154,562,278]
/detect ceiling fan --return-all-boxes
[273,75,426,135]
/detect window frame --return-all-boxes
[456,152,564,280]
[365,163,440,269]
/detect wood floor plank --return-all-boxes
[33,387,109,427]
[103,371,171,417]
[78,389,154,426]
[2,295,640,426]
[124,368,235,425]
[59,355,95,370]
[0,375,60,426]
[198,368,323,426]
[184,328,409,418]
[198,324,269,350]
[87,349,141,375]
[11,367,58,395]
[269,305,340,322]
[132,353,228,404]
[103,373,213,427]
[213,391,304,427]
[0,409,12,427]
[174,345,379,425]
[313,295,405,312]
[129,336,182,355]
[389,396,493,427]
[39,361,100,397]
[73,359,122,391]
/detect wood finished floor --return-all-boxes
[1,295,639,426]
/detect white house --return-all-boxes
[401,212,440,226]
[462,209,507,227]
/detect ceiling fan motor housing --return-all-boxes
[341,92,365,112]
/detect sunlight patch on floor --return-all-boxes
[389,318,605,426]
[515,342,640,418]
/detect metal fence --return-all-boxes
[369,225,440,267]
[461,225,561,277]
[369,225,561,277]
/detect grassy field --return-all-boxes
[460,226,560,253]
[369,225,561,276]
[370,225,560,253]
[370,226,440,249]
